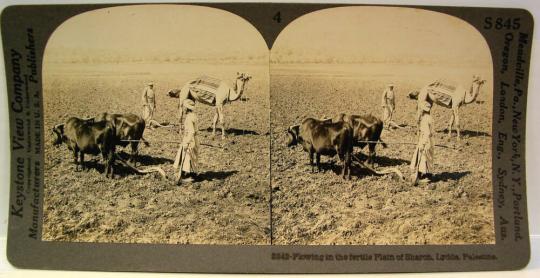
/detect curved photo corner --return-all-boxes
[42,4,270,245]
[270,6,495,245]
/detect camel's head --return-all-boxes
[472,75,486,93]
[237,72,252,81]
[470,75,486,103]
[472,75,486,87]
[235,72,252,92]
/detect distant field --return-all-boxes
[42,62,270,244]
[270,62,495,245]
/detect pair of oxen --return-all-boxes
[286,114,386,179]
[52,113,147,178]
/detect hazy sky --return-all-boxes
[272,6,492,65]
[46,5,268,59]
[47,5,491,66]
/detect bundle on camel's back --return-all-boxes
[167,72,252,139]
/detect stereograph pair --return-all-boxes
[2,3,533,273]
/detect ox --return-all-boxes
[337,113,387,166]
[94,113,148,164]
[287,118,353,179]
[52,117,116,178]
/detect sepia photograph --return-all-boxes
[42,5,270,244]
[270,6,495,245]
[2,1,537,273]
[40,4,496,247]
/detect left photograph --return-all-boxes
[42,5,270,244]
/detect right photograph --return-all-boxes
[270,6,494,245]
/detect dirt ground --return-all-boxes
[270,63,495,245]
[42,62,270,244]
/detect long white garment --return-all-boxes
[410,113,434,174]
[175,112,199,174]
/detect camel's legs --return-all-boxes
[448,110,455,137]
[454,108,461,140]
[217,105,225,139]
[212,107,219,137]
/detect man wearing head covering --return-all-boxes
[141,82,156,125]
[381,84,396,126]
[410,99,434,186]
[174,99,199,184]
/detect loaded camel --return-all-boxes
[409,75,486,140]
[168,72,252,139]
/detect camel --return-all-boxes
[168,72,251,139]
[409,75,486,140]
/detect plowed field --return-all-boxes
[42,63,270,244]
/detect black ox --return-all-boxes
[337,113,387,166]
[287,118,353,179]
[52,117,116,178]
[94,113,148,164]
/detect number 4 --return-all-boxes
[273,12,281,23]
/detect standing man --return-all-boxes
[174,99,199,184]
[410,89,435,186]
[141,82,156,125]
[381,84,396,128]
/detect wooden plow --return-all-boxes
[119,139,221,149]
[351,154,404,181]
[349,140,455,181]
[355,140,456,150]
[113,139,222,180]
[114,154,168,179]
